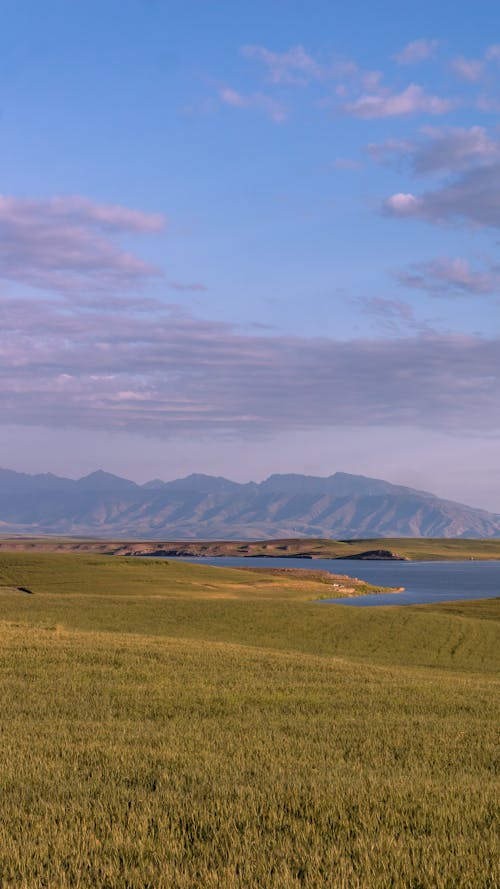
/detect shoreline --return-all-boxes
[1,536,500,561]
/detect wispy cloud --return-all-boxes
[366,137,414,165]
[477,94,500,112]
[384,163,500,228]
[0,195,165,294]
[344,84,454,118]
[412,126,500,173]
[451,56,485,82]
[368,126,500,174]
[485,44,500,61]
[240,44,321,85]
[1,294,499,435]
[396,257,496,295]
[0,195,165,232]
[220,44,457,124]
[219,86,287,122]
[167,279,208,293]
[358,297,419,333]
[394,39,439,65]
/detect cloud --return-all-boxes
[330,59,383,94]
[412,126,500,173]
[451,56,485,82]
[396,257,496,295]
[344,84,454,118]
[219,87,286,122]
[1,294,499,436]
[0,195,165,294]
[167,279,208,293]
[385,193,421,214]
[0,194,164,232]
[358,297,418,333]
[485,44,500,61]
[477,94,500,112]
[394,39,439,65]
[366,138,414,165]
[240,44,321,84]
[369,126,500,174]
[384,163,500,228]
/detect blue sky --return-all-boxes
[1,0,499,510]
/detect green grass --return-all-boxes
[0,553,498,887]
[0,552,393,602]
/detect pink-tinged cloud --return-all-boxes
[384,163,500,228]
[1,296,499,436]
[0,194,166,294]
[485,44,500,61]
[385,193,421,215]
[397,257,495,296]
[360,70,384,91]
[366,138,414,164]
[476,94,500,112]
[332,59,359,80]
[394,39,439,65]
[241,44,321,85]
[344,84,454,118]
[0,195,165,233]
[451,56,485,82]
[413,126,500,172]
[219,87,286,122]
[358,297,418,334]
[369,126,500,174]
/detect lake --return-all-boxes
[169,556,500,606]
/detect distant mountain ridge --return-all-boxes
[0,468,499,539]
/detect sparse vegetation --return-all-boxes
[0,552,498,888]
[2,534,500,560]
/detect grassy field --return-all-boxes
[0,553,499,888]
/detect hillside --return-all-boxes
[1,468,500,539]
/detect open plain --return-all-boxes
[0,552,498,888]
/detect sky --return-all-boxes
[1,0,499,510]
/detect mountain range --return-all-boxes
[0,468,499,539]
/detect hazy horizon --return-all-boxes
[1,1,499,514]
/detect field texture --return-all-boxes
[0,553,499,888]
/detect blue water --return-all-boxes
[169,556,500,606]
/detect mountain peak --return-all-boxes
[76,470,138,490]
[165,473,247,493]
[0,468,497,538]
